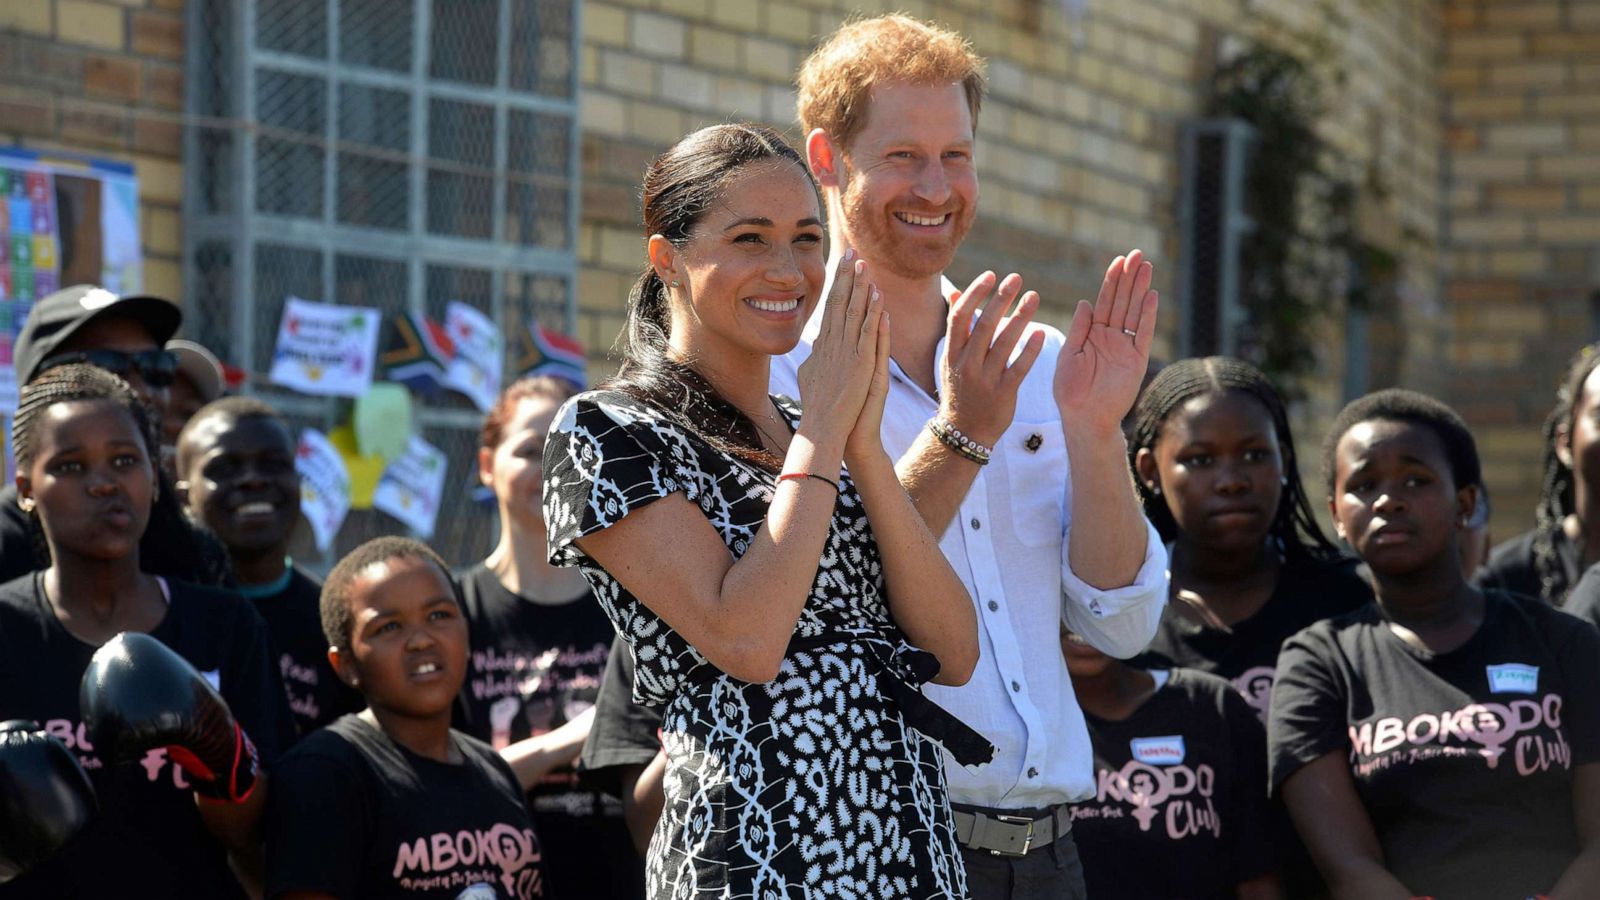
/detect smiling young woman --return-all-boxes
[542,123,983,899]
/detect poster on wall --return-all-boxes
[0,148,141,413]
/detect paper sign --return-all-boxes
[295,428,351,551]
[270,297,381,397]
[372,435,449,538]
[444,301,502,412]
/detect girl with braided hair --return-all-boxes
[0,364,293,899]
[1128,357,1371,723]
[1477,342,1600,604]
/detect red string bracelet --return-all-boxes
[777,471,840,493]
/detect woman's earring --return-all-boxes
[1149,484,1161,496]
[668,280,681,290]
[1280,475,1289,487]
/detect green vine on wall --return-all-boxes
[1206,45,1360,396]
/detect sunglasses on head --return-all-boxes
[38,349,179,387]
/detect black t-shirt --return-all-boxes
[1070,669,1277,900]
[245,564,363,737]
[1269,590,1600,899]
[577,633,663,799]
[1562,563,1600,631]
[1134,554,1373,723]
[266,714,544,899]
[453,564,642,899]
[0,483,41,583]
[0,573,294,899]
[1476,527,1580,604]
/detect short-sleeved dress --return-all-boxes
[544,389,979,899]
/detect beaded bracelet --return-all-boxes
[777,471,840,492]
[928,418,992,465]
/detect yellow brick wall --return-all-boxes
[0,0,186,303]
[1440,0,1600,538]
[576,0,1443,484]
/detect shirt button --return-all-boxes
[987,600,999,612]
[1027,767,1039,778]
[970,517,981,530]
[1010,680,1021,692]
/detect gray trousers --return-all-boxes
[959,831,1088,900]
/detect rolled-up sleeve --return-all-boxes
[1060,518,1168,658]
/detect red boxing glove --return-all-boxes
[79,633,260,803]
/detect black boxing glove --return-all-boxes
[79,632,260,803]
[0,720,97,884]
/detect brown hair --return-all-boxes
[796,14,985,151]
[479,375,579,450]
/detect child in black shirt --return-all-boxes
[1476,343,1600,604]
[177,396,361,736]
[266,537,546,899]
[454,376,642,897]
[1064,627,1280,899]
[1127,358,1370,721]
[0,364,292,899]
[1271,388,1600,899]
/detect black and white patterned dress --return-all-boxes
[544,389,974,899]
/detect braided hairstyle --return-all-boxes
[1127,356,1340,563]
[1530,343,1600,602]
[609,123,818,470]
[12,364,233,586]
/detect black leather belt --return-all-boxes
[786,631,995,768]
[951,803,1072,857]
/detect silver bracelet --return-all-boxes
[929,417,992,464]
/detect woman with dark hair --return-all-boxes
[1129,357,1370,722]
[454,374,641,898]
[542,124,983,898]
[1271,388,1600,899]
[1478,342,1600,604]
[0,364,293,899]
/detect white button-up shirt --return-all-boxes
[770,289,1168,808]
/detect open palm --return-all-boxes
[1053,249,1159,434]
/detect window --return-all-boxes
[183,0,581,565]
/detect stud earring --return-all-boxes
[669,280,681,290]
[1149,484,1161,496]
[1280,475,1289,487]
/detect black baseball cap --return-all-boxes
[14,285,183,384]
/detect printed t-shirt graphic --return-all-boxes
[1070,669,1277,900]
[266,713,544,899]
[1135,555,1371,721]
[242,563,362,736]
[1269,590,1600,900]
[453,564,642,898]
[0,573,294,899]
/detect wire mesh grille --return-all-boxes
[185,0,578,570]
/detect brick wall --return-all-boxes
[0,0,185,302]
[575,0,1444,518]
[1440,0,1600,537]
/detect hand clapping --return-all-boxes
[795,249,887,459]
[1054,249,1159,434]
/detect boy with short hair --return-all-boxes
[177,396,360,735]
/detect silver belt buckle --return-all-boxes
[990,814,1035,857]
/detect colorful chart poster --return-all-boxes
[372,435,448,539]
[0,148,141,413]
[295,428,352,552]
[269,297,382,397]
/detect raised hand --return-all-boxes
[796,249,883,454]
[845,298,891,467]
[941,271,1047,447]
[1054,249,1158,434]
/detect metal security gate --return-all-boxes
[182,0,581,568]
